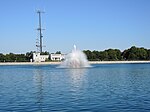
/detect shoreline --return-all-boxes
[90,61,150,64]
[0,61,150,66]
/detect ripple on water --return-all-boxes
[0,64,150,111]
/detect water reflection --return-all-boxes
[33,69,44,112]
[69,69,87,83]
[66,68,88,91]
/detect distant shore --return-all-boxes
[0,61,150,66]
[90,61,150,64]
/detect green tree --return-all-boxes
[104,49,122,61]
[0,53,5,62]
[4,53,16,62]
[26,51,36,61]
[147,49,150,60]
[122,49,129,60]
[122,46,148,60]
[40,51,49,55]
[55,51,61,54]
[100,51,109,61]
[83,50,93,60]
[93,50,100,61]
[138,48,148,60]
[16,54,28,62]
[98,51,104,61]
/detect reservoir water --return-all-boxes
[0,63,150,112]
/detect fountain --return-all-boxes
[60,45,90,68]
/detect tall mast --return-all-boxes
[37,10,44,53]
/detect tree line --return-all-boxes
[0,46,150,62]
[83,46,150,61]
[0,51,50,62]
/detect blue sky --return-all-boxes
[0,0,150,54]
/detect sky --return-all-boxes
[0,0,150,54]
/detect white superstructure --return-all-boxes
[50,54,65,61]
[33,52,49,62]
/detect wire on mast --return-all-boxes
[36,10,45,53]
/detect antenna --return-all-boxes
[36,10,45,53]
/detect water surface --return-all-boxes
[0,64,150,111]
